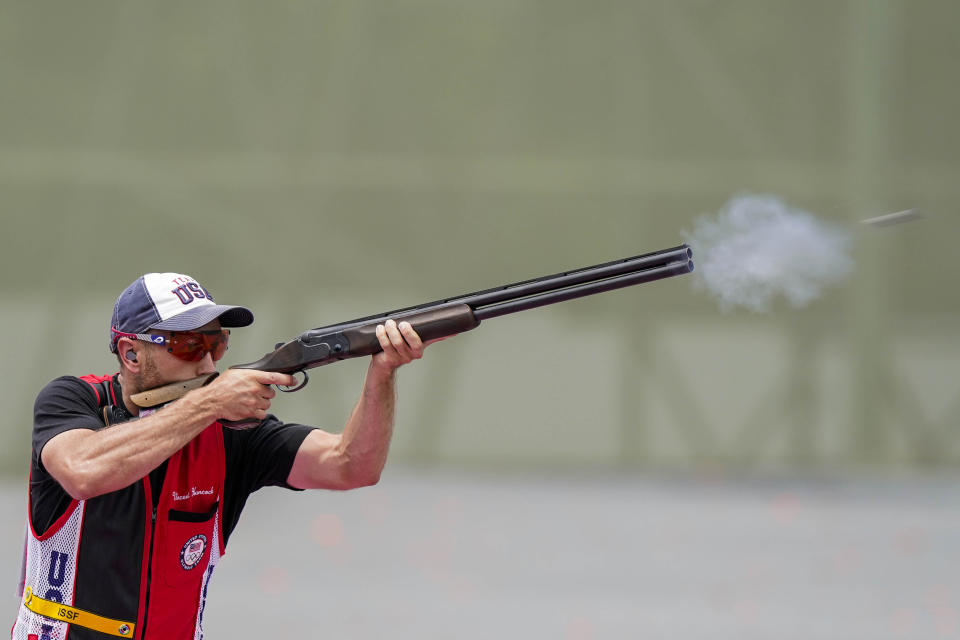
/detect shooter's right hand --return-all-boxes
[199,369,298,423]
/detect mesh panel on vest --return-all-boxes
[13,501,86,639]
[191,514,222,640]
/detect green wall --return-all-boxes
[2,0,957,475]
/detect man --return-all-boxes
[13,272,435,640]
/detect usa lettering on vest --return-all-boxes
[14,502,83,640]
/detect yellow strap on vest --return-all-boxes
[22,587,136,638]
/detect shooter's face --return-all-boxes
[129,321,221,393]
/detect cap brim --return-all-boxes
[150,305,254,331]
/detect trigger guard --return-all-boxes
[277,370,308,393]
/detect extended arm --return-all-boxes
[287,319,429,490]
[42,370,296,500]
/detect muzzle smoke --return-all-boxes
[682,194,854,312]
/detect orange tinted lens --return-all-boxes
[208,330,229,360]
[168,334,206,361]
[169,330,229,362]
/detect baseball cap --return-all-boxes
[109,272,254,353]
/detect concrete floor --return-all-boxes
[4,469,960,639]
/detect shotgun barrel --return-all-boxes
[232,244,694,379]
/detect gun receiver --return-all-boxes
[131,243,693,408]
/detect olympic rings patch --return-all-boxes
[180,534,208,570]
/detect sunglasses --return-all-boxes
[113,328,230,362]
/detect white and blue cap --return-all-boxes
[109,272,254,353]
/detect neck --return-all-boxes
[117,372,142,417]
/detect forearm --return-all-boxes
[43,392,219,500]
[288,319,431,491]
[337,362,398,485]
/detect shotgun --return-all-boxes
[131,243,693,408]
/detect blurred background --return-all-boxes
[2,0,958,637]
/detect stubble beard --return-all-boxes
[131,350,163,394]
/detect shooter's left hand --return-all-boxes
[372,319,442,372]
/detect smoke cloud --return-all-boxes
[682,194,854,312]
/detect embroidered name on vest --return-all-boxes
[171,487,214,501]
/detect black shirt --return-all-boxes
[30,375,315,544]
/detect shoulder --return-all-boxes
[222,414,309,453]
[222,414,315,484]
[34,375,103,413]
[32,376,111,469]
[223,414,314,445]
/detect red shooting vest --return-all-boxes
[13,374,227,640]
